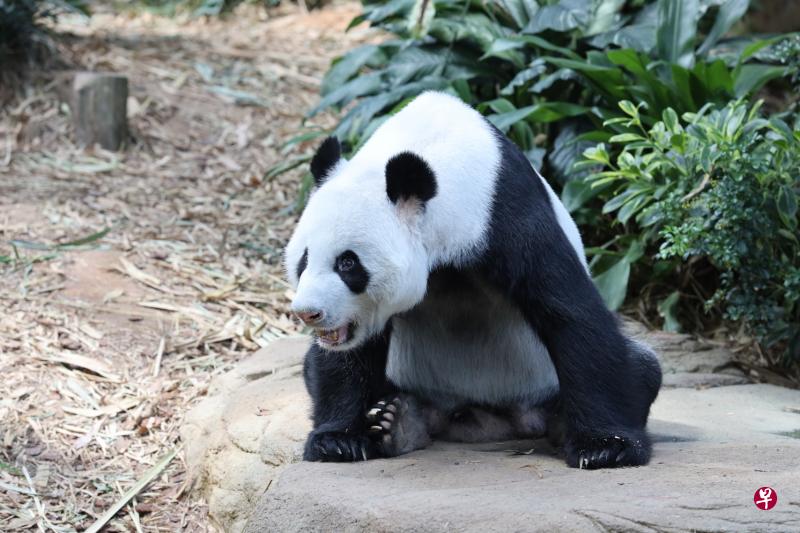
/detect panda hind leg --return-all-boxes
[367,393,435,457]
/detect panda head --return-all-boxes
[284,136,437,351]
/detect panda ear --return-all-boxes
[385,152,437,205]
[310,136,341,186]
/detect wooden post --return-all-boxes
[72,73,129,151]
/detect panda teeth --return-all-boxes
[319,329,339,342]
[317,324,353,345]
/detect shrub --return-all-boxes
[579,99,800,363]
[282,0,799,367]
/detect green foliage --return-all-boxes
[580,99,800,362]
[309,0,784,164]
[0,0,88,62]
[283,0,800,365]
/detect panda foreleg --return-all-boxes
[302,330,396,462]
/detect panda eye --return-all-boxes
[338,256,355,271]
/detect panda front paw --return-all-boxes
[303,430,378,462]
[564,427,651,469]
[366,394,431,457]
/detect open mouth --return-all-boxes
[315,322,356,347]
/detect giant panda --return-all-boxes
[284,91,662,469]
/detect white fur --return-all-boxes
[285,91,586,350]
[535,168,588,270]
[387,272,559,408]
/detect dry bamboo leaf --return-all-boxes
[61,398,140,418]
[117,257,162,287]
[84,447,179,533]
[43,352,121,382]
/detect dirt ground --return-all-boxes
[0,3,372,531]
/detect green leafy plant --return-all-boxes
[309,0,784,164]
[579,99,800,363]
[274,0,799,369]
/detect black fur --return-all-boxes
[478,126,661,468]
[385,152,437,204]
[296,248,308,280]
[302,324,396,462]
[335,250,370,294]
[310,137,341,186]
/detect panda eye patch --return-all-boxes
[334,250,369,294]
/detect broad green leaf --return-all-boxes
[617,195,649,224]
[593,258,630,310]
[662,108,680,133]
[481,98,517,114]
[308,71,383,117]
[586,0,626,36]
[334,78,449,141]
[407,0,436,37]
[696,0,750,57]
[737,35,786,65]
[657,291,682,332]
[487,102,587,131]
[523,0,592,34]
[733,65,788,98]
[655,0,700,68]
[530,68,577,93]
[548,121,596,184]
[362,0,414,24]
[618,100,640,118]
[623,238,645,263]
[561,179,604,212]
[500,60,547,95]
[280,130,328,154]
[609,133,646,143]
[542,56,628,99]
[777,185,799,230]
[589,23,658,52]
[484,35,581,60]
[321,45,384,95]
[493,0,540,29]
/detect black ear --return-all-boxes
[385,152,437,205]
[310,136,341,186]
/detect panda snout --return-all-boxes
[295,309,325,325]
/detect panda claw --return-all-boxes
[616,450,628,464]
[367,407,381,418]
[369,425,383,433]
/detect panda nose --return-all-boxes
[295,309,324,325]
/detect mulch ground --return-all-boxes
[0,3,372,531]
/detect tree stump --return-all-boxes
[72,73,129,151]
